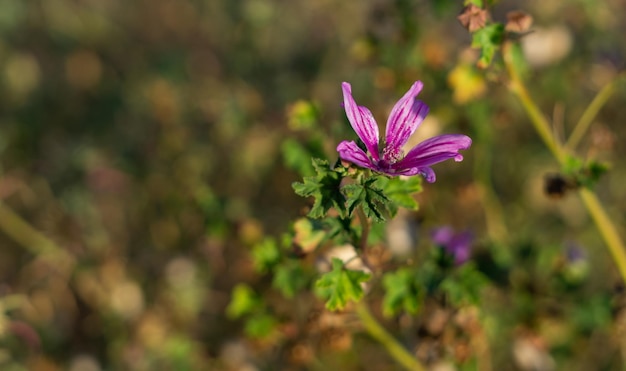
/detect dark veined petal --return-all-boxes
[342,82,380,161]
[392,134,471,182]
[337,141,377,170]
[384,81,429,153]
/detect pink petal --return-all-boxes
[384,81,429,152]
[395,134,472,169]
[337,141,377,170]
[390,134,471,182]
[342,82,380,161]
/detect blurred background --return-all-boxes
[0,0,625,370]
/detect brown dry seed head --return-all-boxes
[506,11,533,33]
[457,4,489,33]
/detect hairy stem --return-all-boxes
[355,301,425,371]
[502,42,626,284]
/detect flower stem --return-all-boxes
[502,42,626,284]
[502,43,566,164]
[354,204,423,370]
[355,301,425,371]
[566,74,623,150]
[0,201,74,273]
[578,188,626,281]
[356,206,370,252]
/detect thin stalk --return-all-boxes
[566,75,622,150]
[578,189,626,281]
[356,206,370,252]
[0,201,74,273]
[502,42,626,284]
[355,301,425,371]
[354,203,422,370]
[0,294,26,311]
[502,43,566,164]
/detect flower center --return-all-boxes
[382,146,404,164]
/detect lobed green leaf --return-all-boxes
[292,158,346,219]
[471,23,505,68]
[440,264,488,306]
[273,261,309,298]
[315,258,371,311]
[382,268,422,317]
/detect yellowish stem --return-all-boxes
[502,42,626,284]
[567,75,623,150]
[355,302,425,371]
[578,189,626,281]
[502,43,566,164]
[0,201,74,273]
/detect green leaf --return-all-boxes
[315,258,371,311]
[571,295,611,334]
[244,313,278,339]
[562,155,609,189]
[281,138,315,177]
[292,158,346,219]
[376,176,422,212]
[322,216,354,243]
[586,161,609,183]
[226,284,261,319]
[471,23,505,68]
[563,155,584,175]
[292,217,326,252]
[251,237,281,273]
[273,261,309,298]
[382,268,422,317]
[576,160,609,189]
[344,177,390,222]
[440,264,488,306]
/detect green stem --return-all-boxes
[502,43,566,164]
[356,206,370,252]
[0,201,74,273]
[502,42,626,284]
[354,204,422,370]
[578,189,626,281]
[566,75,622,150]
[0,294,26,311]
[355,301,425,371]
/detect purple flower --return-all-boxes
[337,81,472,182]
[431,226,473,265]
[564,241,586,263]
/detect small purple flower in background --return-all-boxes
[431,226,473,265]
[337,81,472,182]
[564,241,586,263]
[563,241,589,283]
